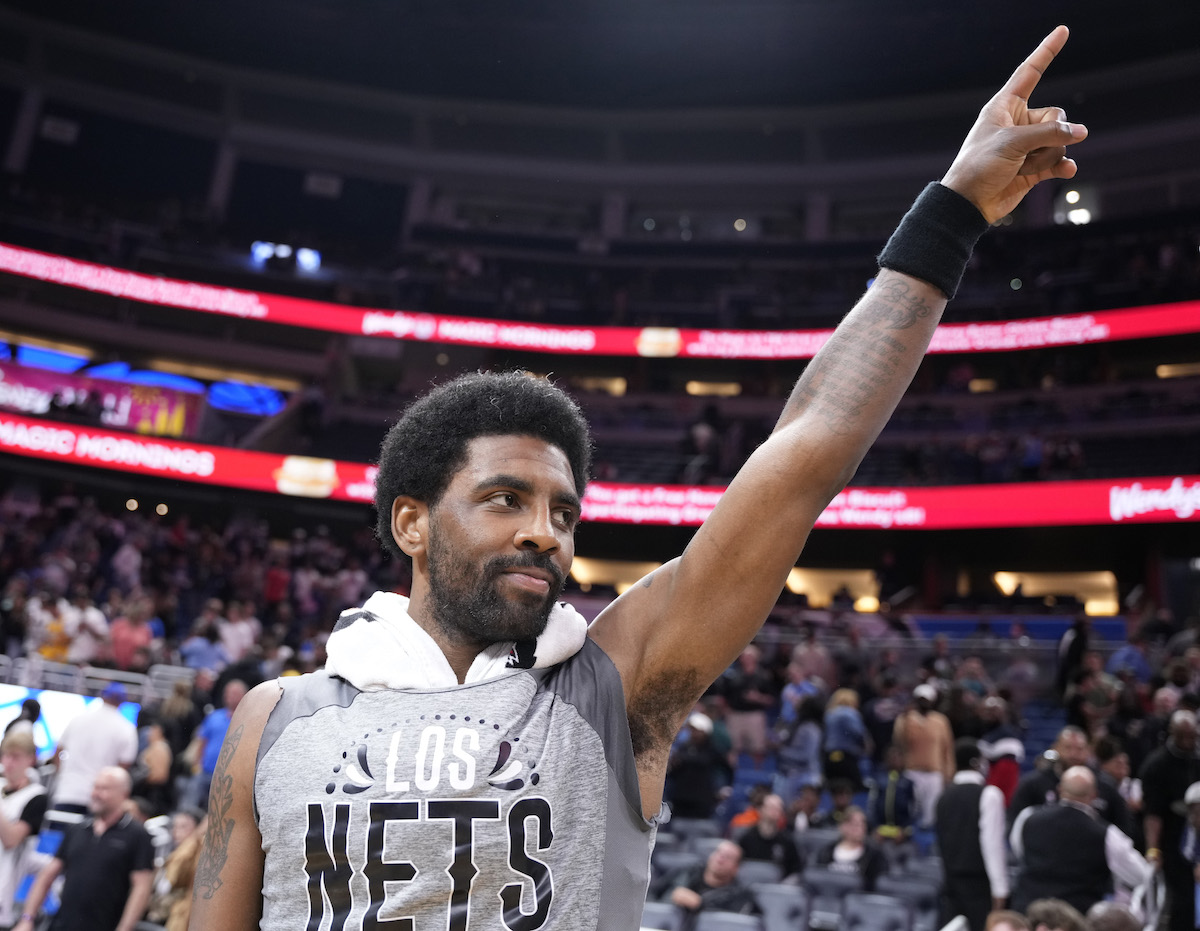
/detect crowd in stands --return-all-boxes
[0,478,1197,928]
[4,178,1200,334]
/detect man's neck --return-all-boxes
[92,809,124,835]
[407,591,490,684]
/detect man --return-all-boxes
[50,684,138,815]
[0,733,48,928]
[15,767,154,931]
[186,679,246,810]
[665,712,728,819]
[986,911,1030,931]
[189,28,1087,931]
[1010,767,1151,915]
[735,792,803,880]
[893,683,954,828]
[1026,900,1087,931]
[721,645,775,766]
[935,739,1009,931]
[1139,710,1200,931]
[1084,902,1142,931]
[1008,726,1131,834]
[666,840,756,929]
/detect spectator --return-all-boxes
[813,806,886,891]
[893,683,954,829]
[50,684,138,816]
[1106,632,1153,685]
[721,646,775,766]
[665,840,757,930]
[985,910,1030,931]
[824,689,869,790]
[108,597,157,672]
[16,767,154,931]
[1008,726,1131,835]
[811,779,856,829]
[665,712,727,820]
[132,718,173,817]
[25,589,72,663]
[1139,710,1200,931]
[187,679,247,809]
[935,739,1009,931]
[1025,899,1087,931]
[775,695,824,802]
[0,733,48,928]
[978,696,1024,806]
[1084,902,1141,931]
[735,793,803,880]
[63,586,110,666]
[178,619,230,673]
[869,746,916,842]
[790,783,822,833]
[920,634,955,682]
[1010,767,1150,915]
[3,700,41,741]
[218,600,259,664]
[145,807,205,931]
[1056,615,1091,700]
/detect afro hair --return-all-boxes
[373,371,592,559]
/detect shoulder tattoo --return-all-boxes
[193,723,244,900]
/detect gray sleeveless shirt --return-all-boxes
[254,637,658,930]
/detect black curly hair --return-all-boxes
[373,371,592,559]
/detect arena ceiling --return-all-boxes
[8,0,1200,110]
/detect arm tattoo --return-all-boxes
[193,723,244,900]
[781,278,936,434]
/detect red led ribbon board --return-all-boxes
[2,412,1197,529]
[2,242,1198,359]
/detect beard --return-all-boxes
[425,530,566,647]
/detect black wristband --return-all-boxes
[876,182,990,299]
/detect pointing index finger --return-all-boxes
[1002,25,1069,102]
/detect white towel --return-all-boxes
[323,590,587,691]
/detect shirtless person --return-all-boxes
[894,683,956,828]
[189,28,1086,931]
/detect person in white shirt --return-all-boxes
[49,684,138,815]
[64,588,110,666]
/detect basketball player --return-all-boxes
[190,27,1086,930]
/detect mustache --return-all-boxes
[483,553,565,588]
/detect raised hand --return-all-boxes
[941,25,1088,224]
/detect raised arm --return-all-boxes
[590,27,1086,780]
[188,680,281,931]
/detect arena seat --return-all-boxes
[737,860,784,886]
[695,911,764,931]
[802,865,863,930]
[795,828,840,860]
[641,900,682,930]
[840,893,915,931]
[752,882,809,931]
[876,874,941,931]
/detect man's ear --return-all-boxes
[391,496,427,558]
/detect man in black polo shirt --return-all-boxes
[15,767,154,931]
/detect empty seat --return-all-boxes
[753,882,809,931]
[903,856,943,885]
[672,817,725,844]
[695,912,765,931]
[692,836,726,859]
[795,828,841,860]
[803,866,863,931]
[738,860,784,887]
[642,899,683,930]
[875,875,940,931]
[840,893,915,931]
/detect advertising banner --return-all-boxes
[0,360,204,437]
[2,241,1198,360]
[2,412,1197,530]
